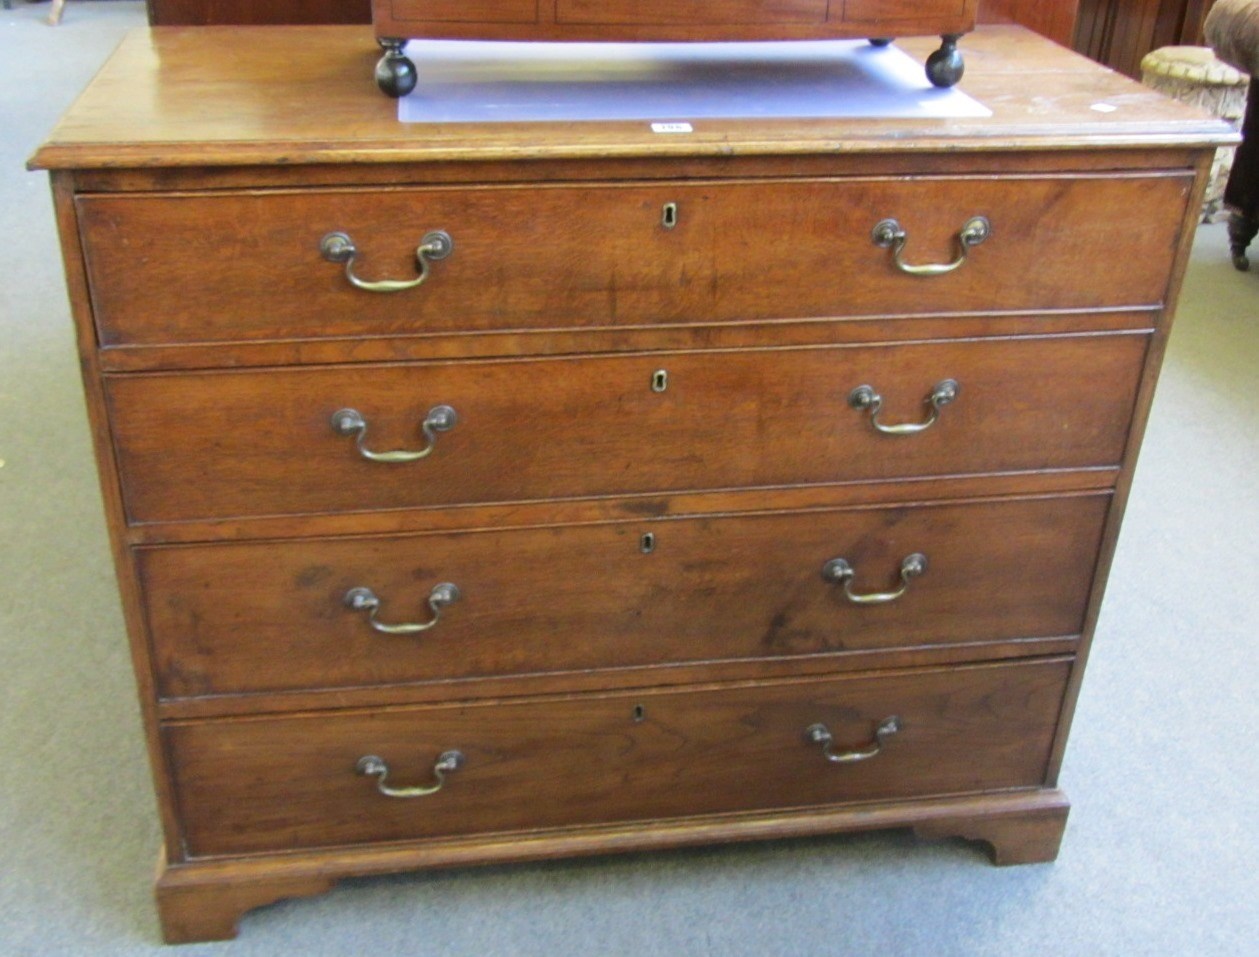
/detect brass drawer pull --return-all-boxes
[872,216,989,276]
[356,750,465,798]
[344,583,460,635]
[822,553,927,604]
[849,379,958,435]
[319,229,453,293]
[805,717,901,763]
[331,405,457,463]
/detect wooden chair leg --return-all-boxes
[47,0,66,26]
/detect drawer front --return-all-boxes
[143,495,1107,698]
[167,658,1069,857]
[844,0,966,21]
[79,175,1190,348]
[107,335,1145,524]
[385,0,539,23]
[555,0,827,25]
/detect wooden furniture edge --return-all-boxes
[155,638,1082,720]
[25,26,1237,172]
[1043,149,1216,783]
[64,149,1215,192]
[48,171,187,855]
[31,131,1237,172]
[155,788,1070,942]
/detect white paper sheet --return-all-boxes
[397,39,991,124]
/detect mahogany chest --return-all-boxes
[30,25,1230,943]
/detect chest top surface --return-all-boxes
[29,25,1232,171]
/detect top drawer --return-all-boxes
[77,174,1191,349]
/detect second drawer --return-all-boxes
[141,493,1109,698]
[108,334,1146,524]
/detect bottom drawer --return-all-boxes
[167,658,1070,858]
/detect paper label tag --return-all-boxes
[651,122,694,133]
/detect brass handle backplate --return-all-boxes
[331,405,457,463]
[356,750,464,798]
[849,379,958,435]
[320,229,453,293]
[345,583,460,635]
[872,216,989,276]
[822,553,927,604]
[806,717,901,763]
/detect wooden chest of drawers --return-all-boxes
[31,25,1231,944]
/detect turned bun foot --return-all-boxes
[375,38,417,98]
[926,34,965,88]
[869,37,894,47]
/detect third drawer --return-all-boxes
[141,493,1109,698]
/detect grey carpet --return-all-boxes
[2,3,1257,953]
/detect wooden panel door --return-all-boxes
[1074,0,1217,77]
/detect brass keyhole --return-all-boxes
[632,704,646,722]
[651,370,668,393]
[662,202,679,230]
[640,532,656,554]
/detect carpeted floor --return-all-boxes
[2,3,1257,953]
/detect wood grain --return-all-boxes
[165,658,1070,857]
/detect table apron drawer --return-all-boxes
[166,657,1070,857]
[79,174,1191,348]
[106,334,1146,524]
[143,493,1108,698]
